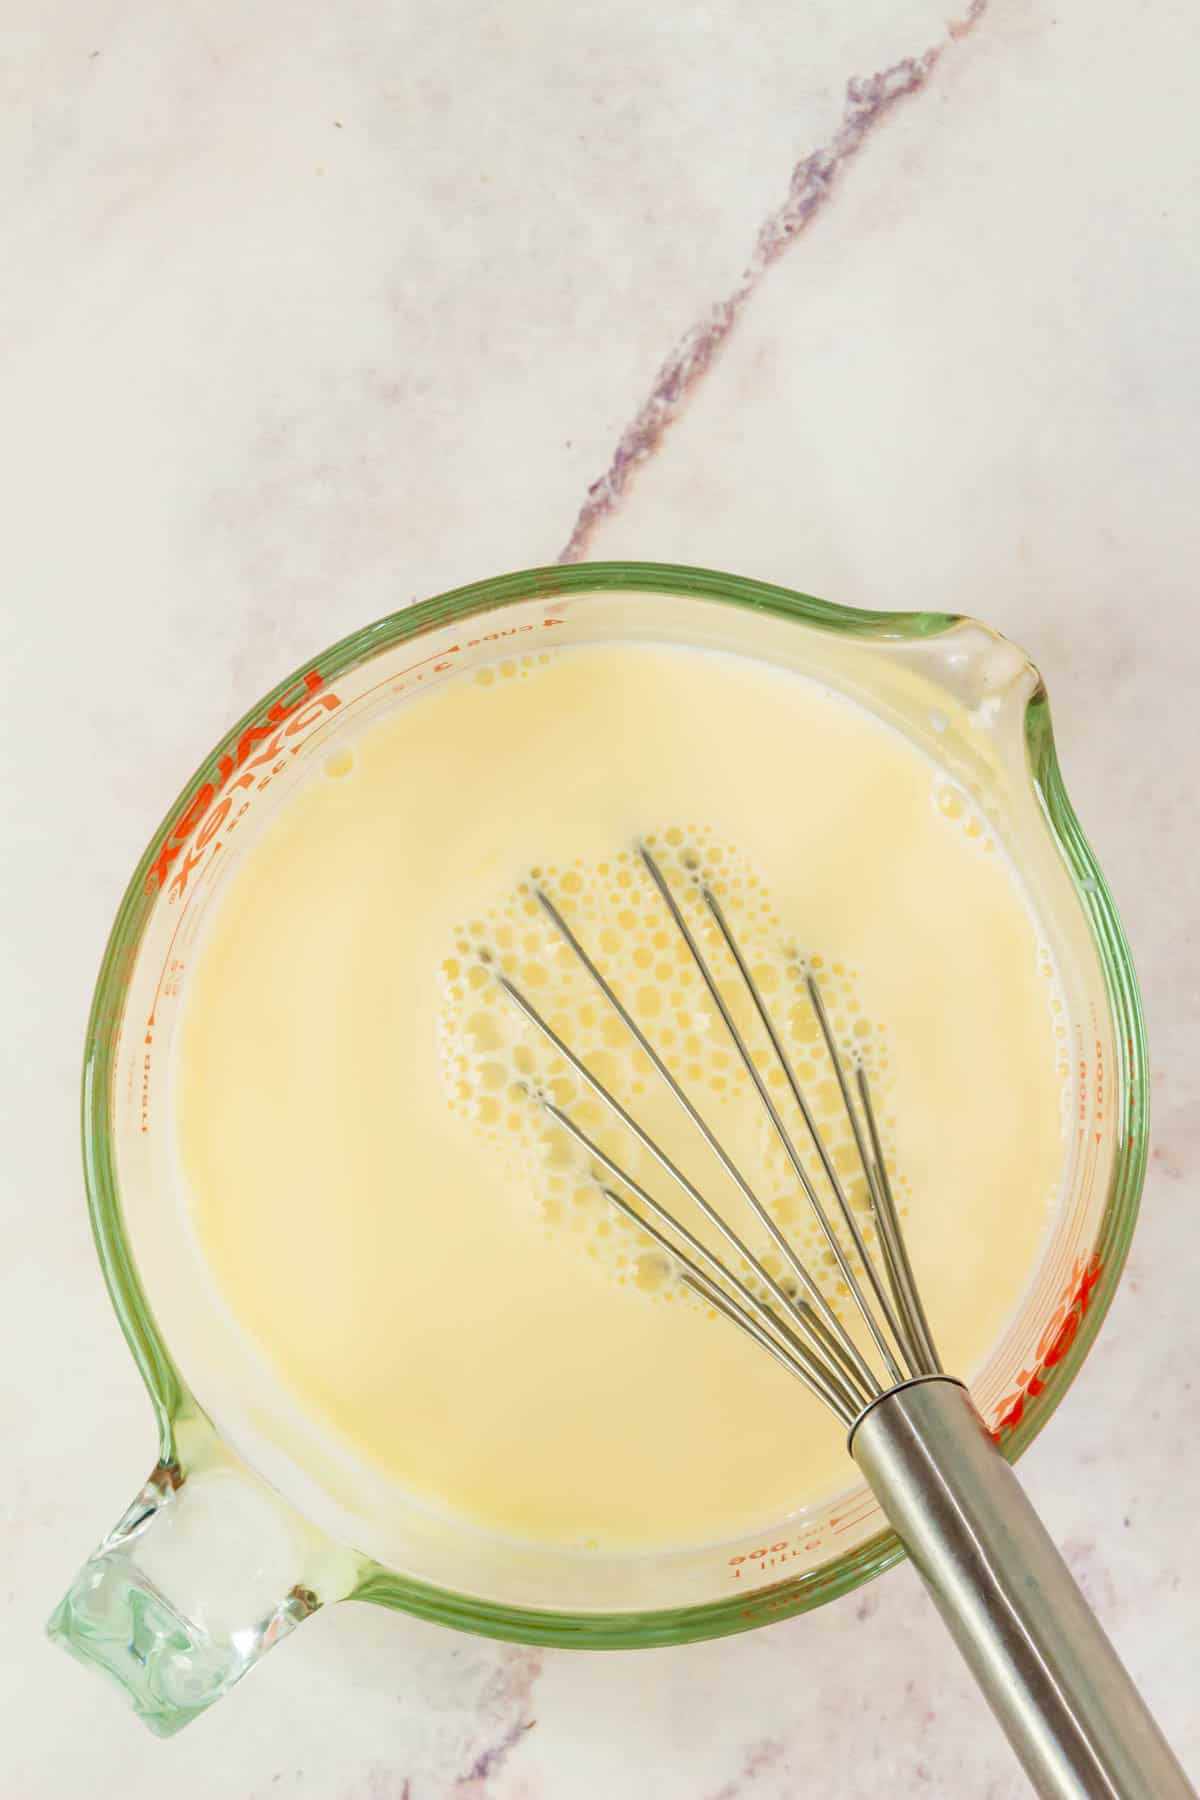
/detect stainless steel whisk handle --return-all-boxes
[851,1378,1195,1800]
[501,859,1193,1795]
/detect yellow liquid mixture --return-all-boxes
[176,643,1065,1550]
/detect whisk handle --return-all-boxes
[851,1377,1194,1800]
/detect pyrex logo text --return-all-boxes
[144,669,340,899]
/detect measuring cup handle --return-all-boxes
[852,1378,1195,1800]
[47,1418,353,1735]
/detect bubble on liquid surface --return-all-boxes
[933,779,995,853]
[438,830,896,1323]
[474,651,554,689]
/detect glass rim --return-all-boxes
[81,560,1149,1646]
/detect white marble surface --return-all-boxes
[4,0,1199,1792]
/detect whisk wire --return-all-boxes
[592,1181,864,1422]
[486,844,1191,1799]
[526,888,880,1398]
[855,1067,943,1376]
[494,841,945,1425]
[497,975,875,1415]
[679,867,911,1383]
[636,849,899,1382]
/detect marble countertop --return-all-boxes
[4,1,1198,1793]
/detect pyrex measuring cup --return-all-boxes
[49,563,1147,1735]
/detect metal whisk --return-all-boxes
[494,844,1192,1800]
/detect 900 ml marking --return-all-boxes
[728,1537,827,1579]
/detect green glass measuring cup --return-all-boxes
[49,563,1146,1735]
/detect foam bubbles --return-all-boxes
[934,779,995,853]
[438,830,899,1330]
[473,651,554,689]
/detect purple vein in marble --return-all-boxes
[456,1714,535,1791]
[452,1649,542,1797]
[558,5,987,563]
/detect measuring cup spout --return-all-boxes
[47,1412,352,1734]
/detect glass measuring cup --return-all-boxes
[49,563,1147,1734]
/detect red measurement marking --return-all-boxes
[354,646,464,715]
[462,618,563,648]
[226,623,564,780]
[990,1253,1103,1437]
[145,669,333,894]
[247,650,460,778]
[1022,1210,1090,1390]
[728,1541,790,1563]
[144,621,565,898]
[828,1497,876,1528]
[728,1549,807,1579]
[726,1530,829,1580]
[830,1502,882,1536]
[263,617,566,770]
[134,617,566,1129]
[147,903,190,1028]
[1018,1026,1105,1347]
[141,821,240,1131]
